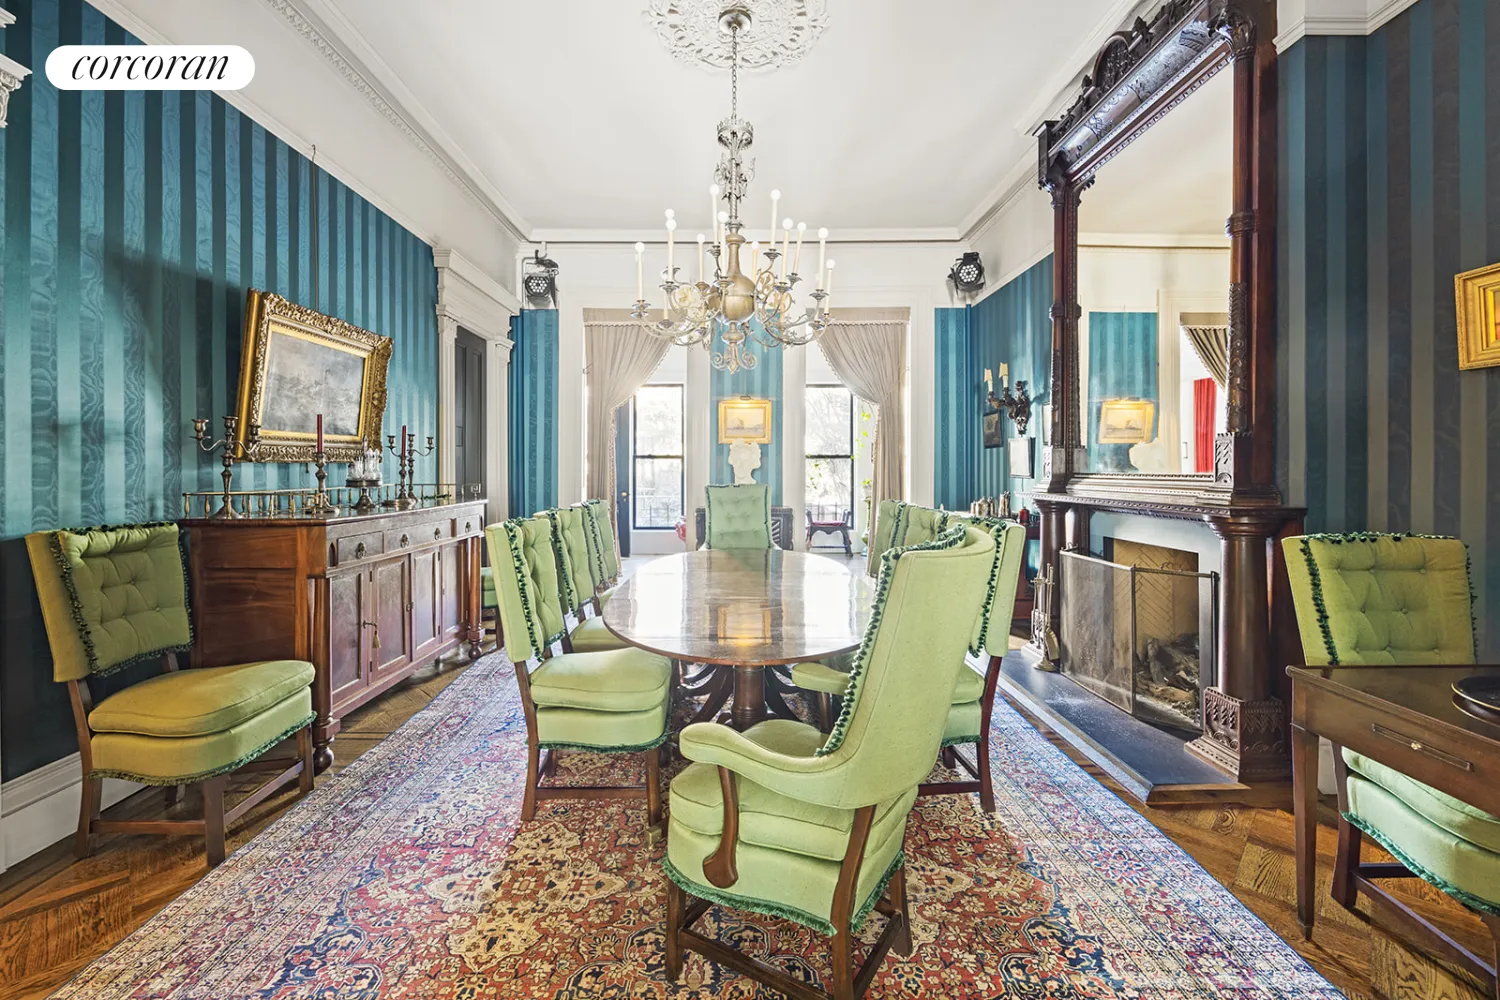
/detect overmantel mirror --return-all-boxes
[1036,0,1279,508]
[1026,0,1305,792]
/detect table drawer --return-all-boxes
[335,530,384,566]
[385,520,450,553]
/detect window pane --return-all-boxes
[806,458,853,522]
[634,458,683,528]
[805,386,853,456]
[635,385,682,456]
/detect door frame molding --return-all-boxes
[434,249,519,528]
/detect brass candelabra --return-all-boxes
[382,433,435,509]
[304,449,339,516]
[192,416,260,519]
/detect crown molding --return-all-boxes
[259,0,532,242]
[1013,0,1159,139]
[1274,0,1422,51]
[960,151,1041,242]
[528,227,965,247]
[434,248,520,340]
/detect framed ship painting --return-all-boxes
[1456,261,1500,370]
[233,290,393,462]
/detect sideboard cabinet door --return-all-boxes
[410,548,443,663]
[439,541,463,641]
[327,569,367,704]
[371,556,412,681]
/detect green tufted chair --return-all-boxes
[793,512,1026,812]
[486,516,672,831]
[580,498,621,590]
[864,499,903,576]
[26,523,315,867]
[545,506,628,654]
[703,484,773,549]
[663,524,995,1000]
[1283,532,1500,961]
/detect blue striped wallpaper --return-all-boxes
[710,336,784,505]
[933,306,976,510]
[1279,0,1500,657]
[0,0,439,780]
[508,309,559,516]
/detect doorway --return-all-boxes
[454,329,486,499]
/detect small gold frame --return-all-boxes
[233,290,393,462]
[1456,261,1500,370]
[717,396,773,444]
[1097,398,1156,444]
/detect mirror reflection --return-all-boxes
[1077,70,1232,475]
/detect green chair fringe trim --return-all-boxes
[1341,811,1500,918]
[538,731,671,754]
[89,712,315,787]
[49,522,195,679]
[940,734,980,748]
[662,850,904,937]
[498,518,565,656]
[955,514,1008,658]
[1297,531,1477,665]
[816,523,970,758]
[543,509,579,616]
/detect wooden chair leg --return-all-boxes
[297,727,315,794]
[164,784,180,808]
[940,747,958,769]
[817,693,834,733]
[831,925,855,1000]
[645,745,663,830]
[75,775,101,859]
[889,864,913,957]
[521,740,540,821]
[977,740,995,814]
[202,775,228,867]
[1331,815,1362,909]
[542,748,558,779]
[665,876,685,980]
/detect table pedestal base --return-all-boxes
[731,666,768,730]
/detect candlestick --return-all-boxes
[769,189,781,244]
[665,210,676,276]
[793,222,806,275]
[825,259,836,301]
[779,218,792,279]
[315,412,324,453]
[817,227,828,286]
[192,415,260,519]
[1000,362,1009,386]
[634,242,645,300]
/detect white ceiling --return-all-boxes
[1079,69,1234,240]
[321,0,1125,237]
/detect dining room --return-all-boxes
[3,1,1500,999]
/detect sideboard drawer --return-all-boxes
[385,520,450,553]
[335,531,384,566]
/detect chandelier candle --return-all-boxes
[665,211,676,276]
[769,189,780,242]
[794,221,805,275]
[817,227,828,288]
[780,218,792,278]
[709,183,720,239]
[697,233,706,283]
[635,242,645,301]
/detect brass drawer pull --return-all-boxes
[1371,724,1474,771]
[400,533,410,548]
[354,541,366,559]
[362,620,381,650]
[434,526,443,540]
[464,521,472,533]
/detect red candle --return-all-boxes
[315,413,324,453]
[400,424,408,458]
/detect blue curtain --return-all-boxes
[933,306,975,509]
[508,309,558,515]
[1088,312,1158,471]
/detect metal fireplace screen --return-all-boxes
[1058,550,1218,732]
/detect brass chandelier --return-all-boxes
[630,3,835,374]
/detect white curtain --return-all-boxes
[584,309,670,530]
[815,307,909,513]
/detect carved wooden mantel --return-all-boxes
[1031,0,1301,785]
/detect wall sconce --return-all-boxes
[984,363,1033,435]
[522,244,560,308]
[949,251,985,297]
[0,9,33,130]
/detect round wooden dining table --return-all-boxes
[602,549,876,730]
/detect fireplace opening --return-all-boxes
[1058,541,1218,734]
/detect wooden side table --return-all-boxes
[1288,664,1500,986]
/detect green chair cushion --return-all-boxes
[568,614,628,653]
[549,507,596,614]
[1283,533,1474,665]
[895,504,948,547]
[529,648,671,713]
[952,663,985,703]
[88,660,315,737]
[704,484,773,550]
[91,688,313,785]
[943,700,982,745]
[1345,749,1500,853]
[536,702,668,751]
[672,721,913,863]
[790,661,852,696]
[1345,772,1500,912]
[47,523,194,678]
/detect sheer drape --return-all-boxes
[815,307,909,514]
[584,309,670,529]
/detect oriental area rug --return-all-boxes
[50,655,1340,999]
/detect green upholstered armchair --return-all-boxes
[703,484,773,549]
[1283,533,1500,963]
[25,523,315,867]
[486,516,672,831]
[794,510,1026,812]
[546,506,628,654]
[663,524,996,1000]
[580,497,622,589]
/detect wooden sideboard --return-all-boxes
[183,499,487,770]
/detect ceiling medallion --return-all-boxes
[645,0,829,70]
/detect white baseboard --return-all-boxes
[1,754,141,873]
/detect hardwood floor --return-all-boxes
[0,650,1490,1000]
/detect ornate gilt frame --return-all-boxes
[233,290,393,462]
[1456,261,1500,370]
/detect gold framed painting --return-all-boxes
[718,396,773,444]
[1456,261,1500,370]
[233,290,393,462]
[1097,398,1156,444]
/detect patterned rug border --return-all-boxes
[46,653,1344,999]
